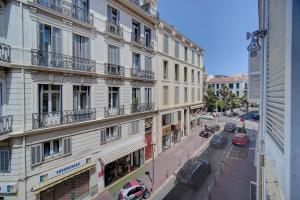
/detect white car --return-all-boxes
[201,114,214,120]
[118,179,150,200]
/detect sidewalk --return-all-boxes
[94,134,210,200]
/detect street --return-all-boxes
[163,119,257,200]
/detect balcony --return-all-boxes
[31,49,96,72]
[106,20,123,38]
[0,42,11,63]
[131,103,155,113]
[32,108,96,129]
[129,0,159,19]
[0,115,13,135]
[104,63,125,77]
[33,0,94,25]
[131,33,154,50]
[104,106,125,118]
[131,68,155,80]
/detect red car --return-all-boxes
[232,133,249,146]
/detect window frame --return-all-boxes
[0,149,10,172]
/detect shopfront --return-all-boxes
[172,128,181,143]
[33,157,95,200]
[161,124,172,152]
[144,118,153,161]
[190,105,203,130]
[0,182,18,199]
[99,140,146,187]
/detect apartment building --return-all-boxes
[253,0,300,199]
[207,74,248,98]
[156,21,204,154]
[0,0,159,199]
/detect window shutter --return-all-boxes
[101,129,106,144]
[31,144,42,166]
[63,138,72,155]
[128,122,132,135]
[117,10,120,25]
[117,126,121,138]
[0,150,9,171]
[52,27,62,54]
[38,22,45,51]
[107,5,112,22]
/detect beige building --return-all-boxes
[156,21,204,154]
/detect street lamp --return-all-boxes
[151,142,156,192]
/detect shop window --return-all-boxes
[101,126,121,144]
[162,114,172,126]
[0,150,10,172]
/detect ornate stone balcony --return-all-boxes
[106,20,123,38]
[104,106,125,118]
[131,103,155,113]
[131,68,155,80]
[0,115,13,135]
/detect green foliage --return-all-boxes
[216,99,225,111]
[228,92,241,112]
[204,86,217,112]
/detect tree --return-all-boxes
[228,92,241,113]
[219,85,231,110]
[240,94,249,111]
[216,99,225,112]
[204,86,217,112]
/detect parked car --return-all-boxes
[210,134,227,148]
[118,179,150,200]
[201,114,214,120]
[235,127,247,134]
[176,157,211,190]
[224,123,236,132]
[232,133,249,146]
[252,114,260,121]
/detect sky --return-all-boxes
[157,0,258,76]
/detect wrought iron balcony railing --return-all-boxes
[104,105,125,118]
[131,68,154,79]
[104,63,125,76]
[34,0,94,25]
[106,20,123,38]
[0,115,13,136]
[143,39,154,49]
[131,103,155,113]
[129,0,159,19]
[0,42,11,63]
[31,49,96,72]
[32,108,96,129]
[131,33,153,49]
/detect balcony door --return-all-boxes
[73,34,90,70]
[144,26,151,47]
[73,86,90,110]
[132,88,141,104]
[108,87,119,115]
[38,23,62,67]
[132,53,140,73]
[72,0,89,22]
[38,84,62,127]
[145,88,152,104]
[132,20,140,42]
[107,5,119,25]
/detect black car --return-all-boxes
[176,157,211,190]
[210,134,227,148]
[252,114,260,121]
[224,123,236,132]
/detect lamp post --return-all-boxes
[151,142,156,191]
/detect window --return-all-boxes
[192,51,195,64]
[163,61,168,80]
[236,83,240,89]
[184,67,188,82]
[145,88,152,104]
[184,46,188,62]
[198,88,201,101]
[197,71,200,84]
[132,88,141,104]
[132,53,141,70]
[163,86,169,105]
[145,56,152,72]
[191,70,195,83]
[192,88,195,102]
[63,138,72,155]
[198,54,201,67]
[132,20,140,42]
[184,87,188,103]
[31,144,42,166]
[0,150,9,172]
[236,91,240,97]
[73,34,90,59]
[73,86,90,110]
[131,121,140,134]
[216,90,220,97]
[107,5,119,24]
[43,139,61,158]
[175,40,179,58]
[100,126,121,144]
[163,33,169,54]
[175,86,179,104]
[162,114,172,126]
[144,26,152,47]
[177,111,181,121]
[216,84,220,89]
[108,87,119,108]
[229,83,234,89]
[174,64,179,81]
[39,84,62,114]
[108,45,120,65]
[245,83,248,89]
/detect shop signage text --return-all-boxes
[0,183,17,194]
[162,125,172,135]
[39,158,88,183]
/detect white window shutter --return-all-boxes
[101,129,106,144]
[63,138,72,155]
[117,126,121,138]
[31,144,42,166]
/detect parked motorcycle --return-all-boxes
[199,130,211,138]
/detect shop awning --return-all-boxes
[99,140,146,165]
[32,162,95,193]
[190,104,204,110]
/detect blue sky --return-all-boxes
[157,0,258,76]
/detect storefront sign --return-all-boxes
[162,125,172,135]
[0,183,17,194]
[39,157,89,183]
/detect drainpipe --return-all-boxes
[21,2,27,200]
